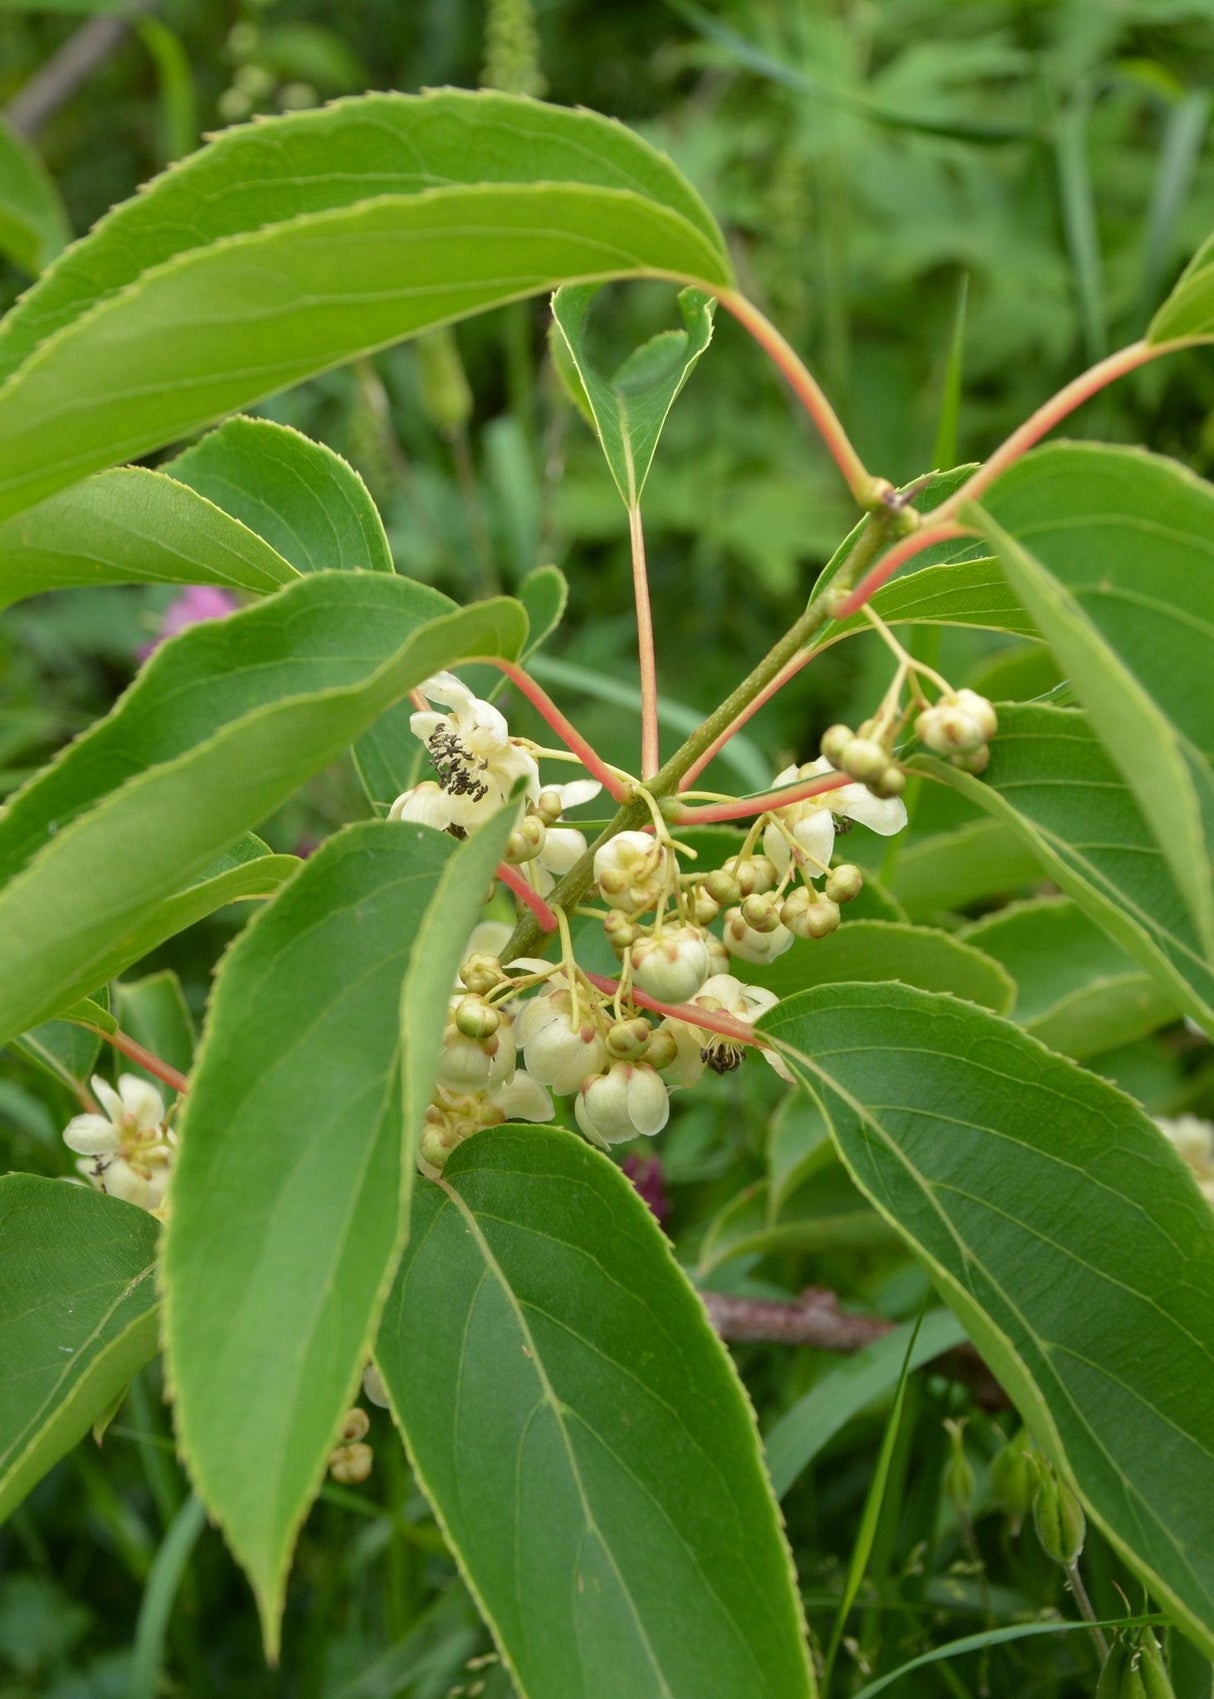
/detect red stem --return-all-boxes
[834,521,970,619]
[582,971,762,1048]
[672,770,851,826]
[85,1026,189,1095]
[473,656,630,800]
[496,863,559,933]
[629,501,661,781]
[717,289,878,505]
[679,648,816,790]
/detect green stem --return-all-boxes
[502,509,902,961]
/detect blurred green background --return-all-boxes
[1,2,1213,1694]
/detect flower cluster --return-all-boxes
[62,1074,178,1215]
[391,672,922,1176]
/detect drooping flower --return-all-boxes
[594,831,669,914]
[516,982,609,1094]
[655,974,792,1088]
[417,1069,553,1179]
[762,756,908,879]
[575,1061,670,1145]
[63,1074,177,1213]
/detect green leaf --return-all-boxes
[379,1126,815,1699]
[167,416,393,576]
[9,994,110,1095]
[888,817,1045,921]
[746,919,1015,1015]
[113,971,196,1079]
[0,116,70,276]
[518,563,568,659]
[0,91,731,523]
[920,704,1214,1033]
[164,814,511,1655]
[764,1311,968,1499]
[819,557,1038,651]
[971,444,1214,953]
[1147,230,1214,342]
[0,466,299,613]
[697,1170,897,1277]
[961,897,1184,1060]
[0,1177,161,1523]
[0,573,526,1043]
[550,282,714,505]
[763,983,1214,1654]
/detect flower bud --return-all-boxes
[869,764,906,799]
[504,814,547,864]
[841,737,889,783]
[632,925,712,1003]
[454,995,500,1040]
[950,745,990,775]
[603,910,639,954]
[594,831,668,914]
[820,723,853,767]
[1097,1632,1176,1699]
[704,868,742,907]
[329,1440,374,1485]
[723,854,777,896]
[824,863,863,904]
[459,952,505,996]
[780,888,840,939]
[436,999,515,1092]
[338,1406,370,1443]
[943,1419,974,1514]
[516,988,608,1095]
[645,1026,680,1072]
[723,907,795,965]
[916,689,998,755]
[536,787,566,825]
[575,1062,670,1145]
[990,1428,1036,1534]
[606,1017,651,1060]
[1032,1461,1086,1567]
[690,885,720,925]
[741,892,782,933]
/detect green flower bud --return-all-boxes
[606,1017,652,1061]
[724,854,777,896]
[1097,1632,1176,1699]
[820,723,853,767]
[417,326,473,436]
[705,868,742,907]
[841,737,890,783]
[990,1428,1036,1533]
[943,1418,975,1514]
[950,744,990,775]
[603,910,639,954]
[459,953,505,996]
[869,764,906,799]
[454,996,500,1041]
[504,813,548,864]
[690,885,721,925]
[824,862,864,904]
[1032,1461,1086,1567]
[741,891,782,933]
[536,787,565,825]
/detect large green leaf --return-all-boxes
[961,897,1183,1061]
[164,816,510,1654]
[886,817,1046,922]
[0,91,731,523]
[0,1177,160,1523]
[0,573,526,1043]
[697,1170,897,1277]
[0,467,298,612]
[378,1126,815,1699]
[919,704,1214,1033]
[0,116,70,276]
[763,984,1214,1654]
[747,918,1015,1014]
[550,282,714,505]
[168,416,393,577]
[819,557,1038,650]
[1147,231,1214,342]
[970,444,1214,953]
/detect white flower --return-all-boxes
[1155,1114,1214,1207]
[574,1061,670,1145]
[517,985,609,1094]
[391,670,541,833]
[63,1074,177,1213]
[435,995,517,1093]
[762,757,908,878]
[656,974,792,1088]
[594,831,668,914]
[723,906,795,965]
[631,925,712,1003]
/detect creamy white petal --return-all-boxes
[62,1114,121,1156]
[116,1074,166,1132]
[538,827,587,877]
[835,784,907,835]
[491,1070,554,1122]
[553,778,602,810]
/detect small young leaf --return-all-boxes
[763,983,1214,1654]
[0,1177,160,1523]
[550,282,714,505]
[0,467,298,613]
[378,1126,815,1699]
[168,416,393,576]
[163,814,510,1656]
[1146,230,1214,342]
[518,563,568,659]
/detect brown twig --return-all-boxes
[5,0,158,140]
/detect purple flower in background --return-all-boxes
[138,585,239,659]
[622,1153,670,1226]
